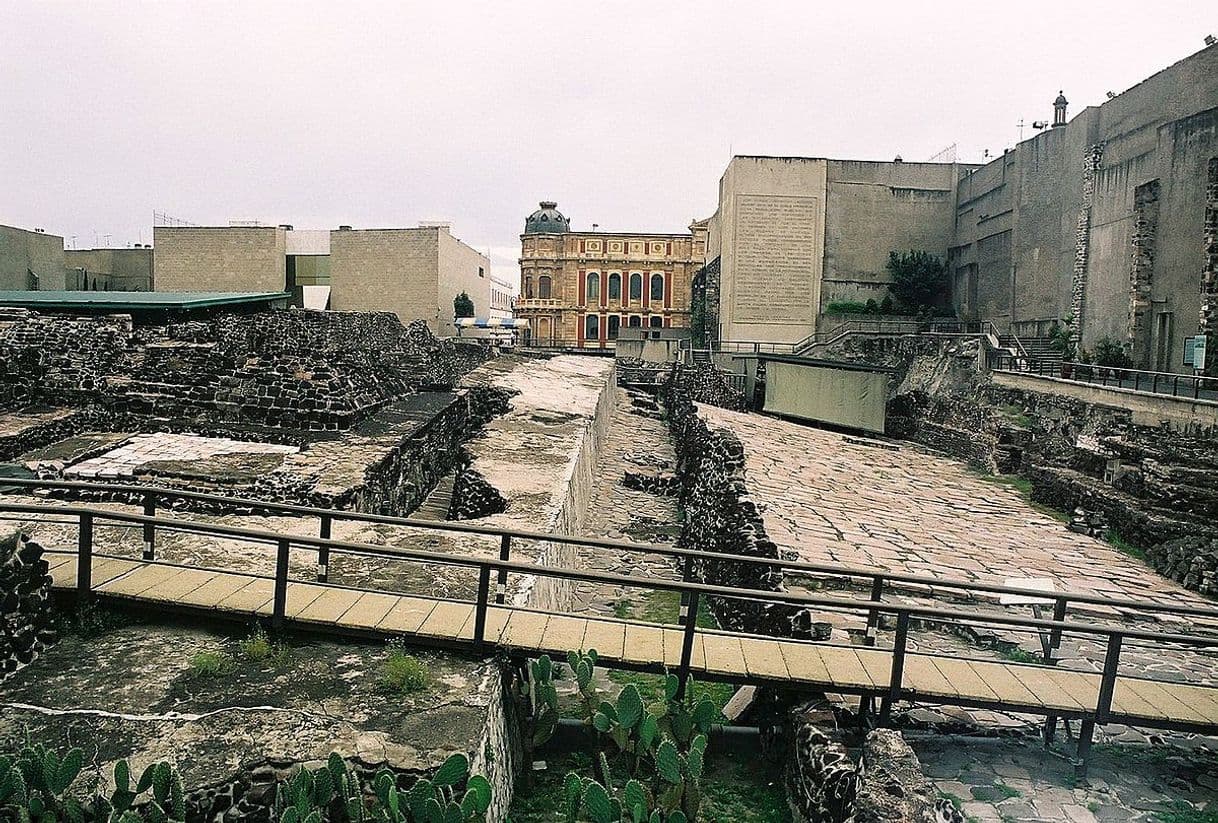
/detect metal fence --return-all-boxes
[992,354,1218,401]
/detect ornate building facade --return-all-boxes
[516,202,705,348]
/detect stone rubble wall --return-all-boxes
[786,714,962,823]
[0,530,56,682]
[178,665,518,823]
[0,308,487,430]
[1199,156,1218,376]
[659,368,812,638]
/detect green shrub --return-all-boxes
[825,301,873,316]
[1092,337,1133,369]
[886,249,948,311]
[190,650,235,678]
[379,641,430,694]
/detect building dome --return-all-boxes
[524,201,570,234]
[1054,91,1068,106]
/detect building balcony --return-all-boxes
[515,298,563,309]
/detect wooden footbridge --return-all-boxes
[4,478,1218,777]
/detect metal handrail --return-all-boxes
[992,354,1218,400]
[12,497,1218,751]
[11,500,1218,649]
[6,477,1218,625]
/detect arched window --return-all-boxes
[525,277,534,299]
[628,315,642,327]
[584,314,600,341]
[650,273,664,302]
[586,272,600,303]
[538,275,552,300]
[629,273,643,302]
[608,273,622,301]
[649,316,664,329]
[608,315,621,340]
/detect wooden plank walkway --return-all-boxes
[44,552,1218,732]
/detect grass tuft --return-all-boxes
[1104,529,1148,562]
[190,650,235,678]
[238,626,293,667]
[378,640,430,694]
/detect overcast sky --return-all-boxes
[2,1,1214,285]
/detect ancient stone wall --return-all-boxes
[786,714,962,823]
[659,369,811,637]
[0,531,56,682]
[1203,156,1218,376]
[1127,179,1161,365]
[0,308,487,429]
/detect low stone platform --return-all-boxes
[0,617,513,820]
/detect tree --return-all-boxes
[885,250,949,312]
[454,291,475,318]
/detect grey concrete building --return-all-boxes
[152,222,492,335]
[705,156,965,344]
[952,42,1218,373]
[65,247,153,291]
[0,224,66,291]
[705,43,1218,374]
[329,224,491,336]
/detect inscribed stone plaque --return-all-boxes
[731,194,819,324]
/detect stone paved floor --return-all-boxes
[694,404,1218,818]
[913,735,1218,822]
[568,387,683,620]
[696,405,1212,616]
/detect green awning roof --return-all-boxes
[0,291,290,310]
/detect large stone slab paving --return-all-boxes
[696,404,1214,615]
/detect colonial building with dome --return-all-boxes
[515,201,706,349]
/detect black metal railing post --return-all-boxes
[474,563,491,646]
[1049,597,1068,652]
[864,576,884,646]
[141,492,156,561]
[495,534,511,604]
[317,514,331,583]
[77,512,93,596]
[879,610,910,724]
[1153,373,1159,394]
[1195,377,1201,401]
[1095,633,1122,724]
[1174,376,1179,397]
[273,538,290,629]
[677,581,700,700]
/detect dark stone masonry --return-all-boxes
[0,530,56,681]
[659,364,812,638]
[0,307,485,429]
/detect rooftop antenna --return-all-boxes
[927,143,958,163]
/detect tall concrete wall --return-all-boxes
[712,156,828,344]
[436,229,492,336]
[330,228,440,331]
[0,225,65,291]
[330,227,489,336]
[65,248,153,291]
[956,43,1218,373]
[152,227,286,293]
[822,160,960,312]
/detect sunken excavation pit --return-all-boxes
[0,305,634,822]
[6,307,1218,822]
